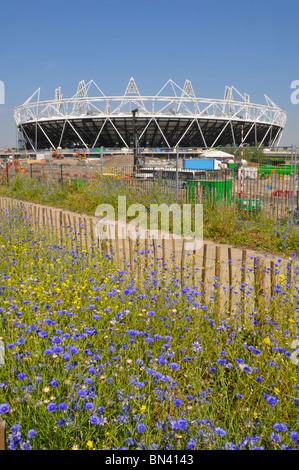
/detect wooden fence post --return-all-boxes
[89,217,95,254]
[254,257,265,316]
[122,237,127,268]
[144,232,148,269]
[215,246,221,310]
[0,420,6,450]
[153,238,157,268]
[180,238,185,284]
[162,236,166,272]
[115,221,119,266]
[172,235,176,272]
[201,244,207,300]
[241,250,247,304]
[129,236,133,274]
[270,260,275,297]
[192,248,196,285]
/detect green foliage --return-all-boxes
[0,174,298,256]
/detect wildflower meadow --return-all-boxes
[0,184,298,451]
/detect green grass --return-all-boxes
[0,174,298,256]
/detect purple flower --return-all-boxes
[27,429,37,439]
[136,423,147,433]
[290,431,299,445]
[169,362,180,370]
[214,426,227,436]
[177,419,188,430]
[38,331,48,338]
[173,398,182,406]
[50,379,60,387]
[52,346,64,354]
[46,402,57,413]
[51,336,62,344]
[273,423,288,432]
[85,402,94,411]
[264,394,278,406]
[0,403,10,414]
[90,415,100,425]
[187,438,196,450]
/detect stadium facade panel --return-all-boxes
[13,78,287,151]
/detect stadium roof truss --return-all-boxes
[13,78,287,151]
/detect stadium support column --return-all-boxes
[240,124,244,199]
[176,147,179,193]
[132,108,140,173]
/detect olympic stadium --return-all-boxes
[12,78,287,151]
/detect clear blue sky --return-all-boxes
[1,0,299,148]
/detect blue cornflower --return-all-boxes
[52,346,64,354]
[46,402,57,413]
[214,427,227,437]
[136,423,147,433]
[173,398,182,406]
[273,423,288,432]
[270,432,281,443]
[47,377,58,389]
[85,402,94,411]
[187,438,196,450]
[27,429,37,439]
[51,336,62,344]
[90,415,100,425]
[290,431,299,445]
[38,331,48,338]
[177,418,188,430]
[44,349,52,356]
[264,394,278,406]
[0,403,10,414]
[17,372,27,380]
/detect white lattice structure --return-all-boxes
[13,78,287,151]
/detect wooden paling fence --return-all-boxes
[0,195,297,314]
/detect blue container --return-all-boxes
[184,159,214,170]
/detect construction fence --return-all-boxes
[1,159,299,219]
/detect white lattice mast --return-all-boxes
[125,77,140,95]
[54,87,63,113]
[182,79,195,97]
[72,80,88,115]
